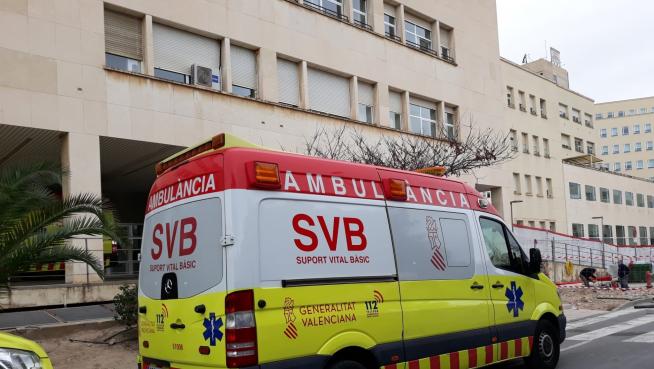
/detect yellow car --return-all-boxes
[0,331,54,369]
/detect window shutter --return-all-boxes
[440,28,451,48]
[104,10,143,60]
[410,96,436,110]
[153,23,220,75]
[389,90,402,113]
[384,3,396,16]
[277,59,299,106]
[404,13,432,31]
[308,68,350,117]
[358,82,374,106]
[231,45,257,90]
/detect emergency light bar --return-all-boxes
[415,166,447,176]
[155,133,262,175]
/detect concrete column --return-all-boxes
[299,61,309,109]
[257,48,277,102]
[142,15,154,75]
[221,38,233,93]
[61,133,104,284]
[350,76,359,120]
[398,4,406,43]
[401,90,410,131]
[370,0,384,34]
[438,100,446,137]
[433,20,441,56]
[376,82,389,126]
[343,0,353,23]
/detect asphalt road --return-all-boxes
[492,308,654,369]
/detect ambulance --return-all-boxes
[137,133,565,369]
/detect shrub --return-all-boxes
[113,284,138,327]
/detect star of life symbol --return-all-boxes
[426,216,446,271]
[283,297,299,339]
[505,281,525,317]
[203,312,223,346]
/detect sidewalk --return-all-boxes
[0,303,115,330]
[562,304,605,321]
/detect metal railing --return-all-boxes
[302,1,349,22]
[405,39,438,57]
[353,18,373,31]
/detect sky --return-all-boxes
[496,0,654,103]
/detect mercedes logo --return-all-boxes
[164,279,173,294]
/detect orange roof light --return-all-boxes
[155,134,226,175]
[415,166,447,176]
[252,161,281,188]
[384,178,407,201]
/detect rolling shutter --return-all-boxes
[104,10,143,60]
[384,3,396,17]
[410,96,436,110]
[277,59,299,106]
[389,90,402,113]
[308,67,350,117]
[404,13,432,31]
[358,81,374,106]
[440,28,451,48]
[231,45,257,90]
[153,23,220,75]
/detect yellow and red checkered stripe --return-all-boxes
[28,262,66,272]
[382,337,533,369]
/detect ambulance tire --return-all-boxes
[524,320,560,369]
[326,360,368,369]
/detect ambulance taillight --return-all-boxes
[384,178,407,201]
[249,161,281,189]
[225,289,258,367]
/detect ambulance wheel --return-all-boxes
[326,360,368,369]
[524,320,560,369]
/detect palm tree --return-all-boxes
[0,162,123,287]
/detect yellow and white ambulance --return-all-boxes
[137,134,565,369]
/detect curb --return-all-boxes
[1,318,116,334]
[614,297,654,311]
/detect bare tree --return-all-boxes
[303,122,516,176]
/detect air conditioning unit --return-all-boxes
[192,64,213,88]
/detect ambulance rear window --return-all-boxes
[139,197,223,299]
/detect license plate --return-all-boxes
[144,361,169,369]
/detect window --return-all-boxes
[529,95,537,115]
[588,224,600,241]
[409,99,437,137]
[635,124,641,134]
[649,195,654,208]
[444,106,456,140]
[624,143,631,153]
[629,109,636,116]
[546,178,553,198]
[586,141,595,155]
[535,176,543,197]
[646,123,652,133]
[601,146,608,155]
[543,138,550,157]
[651,227,654,245]
[277,58,299,106]
[153,23,221,86]
[584,113,593,128]
[596,113,603,120]
[524,175,533,195]
[623,126,630,135]
[509,130,518,151]
[439,25,453,61]
[480,218,527,274]
[641,107,648,114]
[357,81,374,123]
[637,160,644,169]
[305,0,344,18]
[104,9,143,73]
[522,133,529,153]
[618,111,625,117]
[613,190,623,204]
[561,134,571,150]
[647,141,653,151]
[405,18,432,51]
[574,138,583,153]
[518,91,526,112]
[571,108,581,123]
[603,225,614,244]
[558,103,568,119]
[231,45,257,97]
[572,223,584,238]
[628,226,638,245]
[611,127,618,136]
[636,142,642,152]
[616,226,626,245]
[528,221,535,227]
[649,159,654,168]
[614,162,621,172]
[608,112,614,118]
[569,182,581,199]
[600,187,610,203]
[600,128,607,138]
[640,226,649,245]
[626,191,634,206]
[532,135,540,155]
[625,161,633,170]
[389,90,402,130]
[513,173,521,194]
[550,222,556,231]
[308,67,350,117]
[613,144,620,154]
[540,99,547,118]
[585,185,596,201]
[384,13,397,39]
[352,0,369,27]
[637,193,645,207]
[507,86,515,108]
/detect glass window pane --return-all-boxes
[410,116,422,134]
[480,218,511,269]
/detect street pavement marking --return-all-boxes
[567,314,654,342]
[624,330,654,343]
[566,308,640,330]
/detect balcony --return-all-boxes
[353,18,373,31]
[385,31,401,42]
[302,1,349,22]
[441,47,455,62]
[405,39,438,57]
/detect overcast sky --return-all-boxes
[496,0,654,103]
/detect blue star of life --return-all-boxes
[505,281,524,317]
[203,313,223,346]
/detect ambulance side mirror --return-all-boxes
[528,248,542,274]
